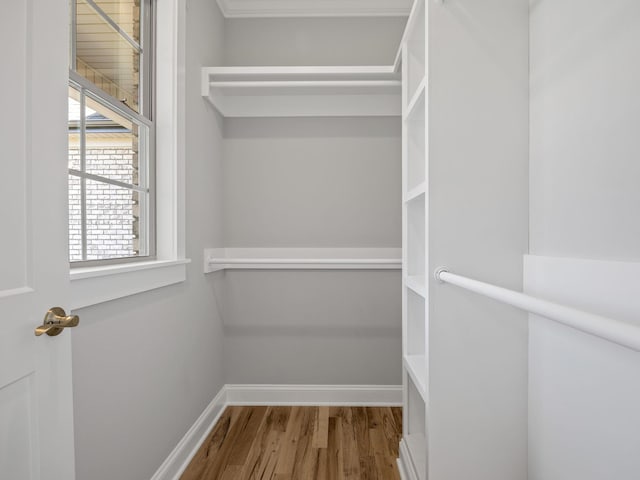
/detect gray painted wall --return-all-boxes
[529,0,640,261]
[71,1,226,479]
[220,117,403,385]
[224,17,406,66]
[223,117,401,247]
[528,1,640,478]
[219,17,404,386]
[221,269,402,385]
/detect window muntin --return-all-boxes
[69,0,154,265]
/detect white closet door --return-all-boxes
[0,1,76,478]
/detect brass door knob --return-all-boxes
[35,307,80,337]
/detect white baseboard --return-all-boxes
[225,384,402,406]
[150,387,227,480]
[150,383,402,479]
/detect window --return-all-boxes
[68,0,154,265]
[68,0,188,310]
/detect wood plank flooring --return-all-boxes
[181,406,402,480]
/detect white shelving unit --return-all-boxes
[397,0,529,478]
[399,0,428,479]
[201,66,401,117]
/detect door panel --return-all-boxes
[0,376,35,479]
[0,0,75,478]
[0,0,27,290]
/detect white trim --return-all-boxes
[156,0,187,260]
[70,259,190,310]
[70,259,190,280]
[216,0,412,18]
[151,384,402,479]
[150,387,228,480]
[225,384,402,406]
[0,287,35,299]
[204,248,402,272]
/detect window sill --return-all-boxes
[69,258,191,310]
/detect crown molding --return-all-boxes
[216,0,412,18]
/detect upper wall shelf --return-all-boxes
[201,66,401,117]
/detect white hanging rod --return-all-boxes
[434,267,640,352]
[210,258,400,265]
[209,80,401,88]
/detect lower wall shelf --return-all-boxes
[203,247,402,272]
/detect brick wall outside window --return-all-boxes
[68,138,138,262]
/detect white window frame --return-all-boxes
[68,73,156,265]
[69,0,156,266]
[70,0,190,309]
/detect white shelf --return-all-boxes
[201,66,401,117]
[404,181,426,203]
[404,355,427,400]
[405,275,427,297]
[204,247,402,272]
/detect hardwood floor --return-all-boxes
[181,406,403,480]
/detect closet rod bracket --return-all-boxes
[434,266,449,283]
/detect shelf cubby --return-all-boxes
[403,376,428,480]
[407,198,426,278]
[406,79,426,120]
[407,289,426,356]
[405,91,426,192]
[405,274,426,298]
[405,287,427,399]
[405,181,426,203]
[404,355,427,400]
